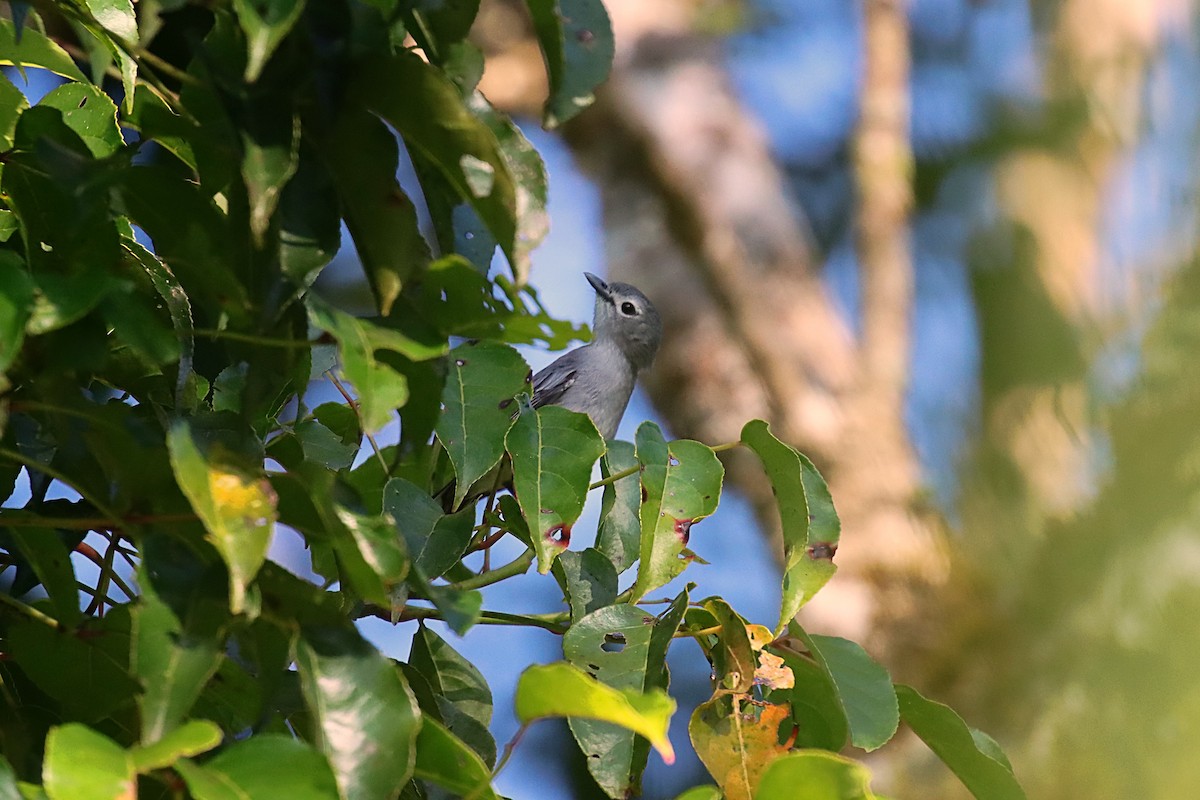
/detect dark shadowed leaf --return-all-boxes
[296,625,421,800]
[42,724,134,800]
[595,439,641,574]
[436,340,530,507]
[132,578,224,744]
[516,662,675,763]
[176,735,339,800]
[279,146,342,289]
[234,0,307,83]
[324,109,430,314]
[0,257,32,376]
[384,479,475,578]
[755,751,877,800]
[6,525,81,625]
[779,652,850,751]
[82,0,137,113]
[631,422,723,601]
[507,404,606,573]
[895,685,1026,800]
[523,0,615,127]
[241,100,300,243]
[353,51,521,277]
[409,625,495,765]
[741,420,838,635]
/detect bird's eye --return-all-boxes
[620,301,638,316]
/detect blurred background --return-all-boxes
[336,0,1198,797]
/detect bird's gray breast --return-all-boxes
[549,346,634,440]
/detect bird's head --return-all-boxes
[586,272,662,371]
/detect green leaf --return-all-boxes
[630,422,724,601]
[740,420,838,636]
[6,525,81,625]
[515,662,676,764]
[779,652,849,751]
[0,258,32,375]
[176,735,339,800]
[308,294,446,433]
[507,403,606,573]
[895,685,1025,800]
[130,720,222,773]
[324,109,430,315]
[436,340,530,507]
[24,272,118,336]
[42,724,134,800]
[553,547,617,622]
[296,625,422,799]
[412,717,499,800]
[36,83,122,158]
[295,419,358,470]
[7,614,140,723]
[700,598,758,695]
[754,751,877,800]
[0,72,27,152]
[384,478,475,578]
[0,19,89,82]
[563,599,683,798]
[132,574,224,743]
[674,787,721,800]
[0,756,20,800]
[234,0,307,83]
[466,93,548,283]
[402,0,480,62]
[791,625,898,752]
[595,439,641,574]
[82,0,137,113]
[353,51,521,277]
[523,0,615,127]
[241,102,300,242]
[689,694,791,800]
[279,145,342,289]
[409,625,494,765]
[168,420,276,615]
[423,583,483,635]
[336,505,409,593]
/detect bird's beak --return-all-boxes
[585,272,613,303]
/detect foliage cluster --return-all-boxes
[0,2,1023,798]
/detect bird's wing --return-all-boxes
[531,347,585,408]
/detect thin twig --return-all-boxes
[195,328,321,349]
[0,511,196,530]
[0,592,62,630]
[492,724,529,779]
[450,549,534,591]
[325,371,388,472]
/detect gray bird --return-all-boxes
[531,272,662,439]
[438,273,661,511]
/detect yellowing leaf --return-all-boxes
[690,696,792,800]
[515,662,676,764]
[168,422,276,614]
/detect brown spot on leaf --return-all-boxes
[641,485,648,503]
[807,542,837,560]
[499,397,513,410]
[673,517,694,545]
[576,28,594,44]
[545,524,571,548]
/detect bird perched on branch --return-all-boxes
[439,272,662,511]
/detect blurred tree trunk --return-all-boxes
[478,0,942,652]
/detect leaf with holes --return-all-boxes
[895,685,1025,800]
[630,422,724,602]
[167,420,276,615]
[523,0,615,127]
[436,340,530,507]
[741,420,838,636]
[37,83,122,158]
[689,694,791,800]
[553,547,618,622]
[563,595,687,799]
[516,662,675,764]
[506,404,606,574]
